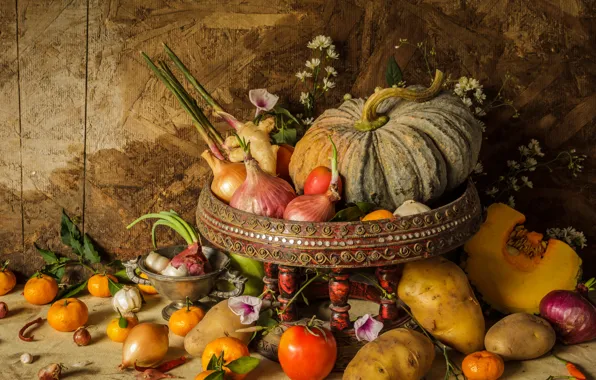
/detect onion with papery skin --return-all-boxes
[230,136,296,218]
[283,137,340,222]
[0,301,7,318]
[202,150,247,203]
[539,278,596,345]
[120,323,169,369]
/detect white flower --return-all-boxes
[475,107,486,116]
[249,89,279,117]
[474,88,486,103]
[518,145,532,157]
[354,314,384,342]
[228,296,262,325]
[307,35,332,50]
[509,177,520,191]
[473,162,484,174]
[454,84,465,97]
[325,66,338,77]
[547,227,588,250]
[524,157,538,171]
[485,187,498,196]
[299,92,310,106]
[507,195,516,208]
[462,97,473,108]
[305,58,321,70]
[295,71,312,80]
[520,176,533,188]
[326,46,339,59]
[507,160,520,170]
[322,77,336,91]
[528,139,545,157]
[468,78,481,90]
[302,117,314,126]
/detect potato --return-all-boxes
[484,313,555,361]
[184,299,254,357]
[397,257,485,354]
[343,328,435,380]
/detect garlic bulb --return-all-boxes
[393,200,431,217]
[113,286,142,314]
[145,252,170,273]
[20,353,33,364]
[160,264,188,277]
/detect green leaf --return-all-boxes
[35,244,58,264]
[118,315,129,328]
[108,277,124,296]
[330,202,377,222]
[301,292,310,306]
[106,260,123,269]
[60,210,84,257]
[273,106,301,126]
[207,353,220,371]
[204,370,225,380]
[226,356,260,374]
[272,127,297,146]
[385,56,403,86]
[113,269,131,283]
[56,280,88,300]
[83,234,101,264]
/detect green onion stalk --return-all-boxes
[127,210,199,248]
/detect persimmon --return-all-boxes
[169,298,205,337]
[201,337,250,380]
[0,260,17,296]
[462,351,505,380]
[138,273,158,295]
[24,273,58,305]
[106,312,139,343]
[361,209,394,221]
[88,273,118,298]
[47,298,89,332]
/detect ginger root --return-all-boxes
[225,118,279,175]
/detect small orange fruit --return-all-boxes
[24,273,59,305]
[47,298,89,332]
[201,337,250,380]
[106,313,139,343]
[361,209,394,221]
[88,273,118,298]
[462,350,505,380]
[169,299,205,337]
[195,370,217,380]
[138,273,158,295]
[0,261,17,296]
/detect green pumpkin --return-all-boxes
[289,76,482,211]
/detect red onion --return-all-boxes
[230,137,296,218]
[539,278,596,345]
[283,137,340,222]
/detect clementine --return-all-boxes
[138,273,158,295]
[47,298,89,332]
[201,337,250,380]
[462,350,505,380]
[194,370,217,380]
[361,209,394,221]
[88,273,117,298]
[106,313,139,343]
[24,273,58,305]
[169,300,205,337]
[0,261,17,296]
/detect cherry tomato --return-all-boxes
[278,325,337,380]
[303,166,343,195]
[276,144,294,183]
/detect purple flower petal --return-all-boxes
[228,296,263,325]
[249,89,279,117]
[354,314,384,342]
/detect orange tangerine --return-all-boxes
[24,274,58,305]
[47,298,89,332]
[88,273,118,298]
[362,209,394,221]
[138,273,158,295]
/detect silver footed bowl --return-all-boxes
[125,245,247,320]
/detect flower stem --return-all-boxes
[279,272,323,316]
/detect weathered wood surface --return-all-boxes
[0,0,594,277]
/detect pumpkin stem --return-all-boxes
[355,70,444,131]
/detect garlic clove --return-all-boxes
[20,353,34,364]
[160,264,188,277]
[393,200,431,217]
[145,252,170,273]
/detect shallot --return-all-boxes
[120,323,169,369]
[230,135,296,218]
[38,363,63,380]
[540,278,596,344]
[283,137,340,222]
[202,150,247,203]
[0,301,7,318]
[73,327,91,346]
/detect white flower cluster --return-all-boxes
[299,92,312,108]
[546,227,588,250]
[517,139,544,171]
[454,76,487,117]
[297,35,339,108]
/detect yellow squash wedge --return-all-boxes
[464,203,582,314]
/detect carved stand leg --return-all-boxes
[376,266,399,321]
[329,269,351,331]
[262,263,279,301]
[277,265,299,322]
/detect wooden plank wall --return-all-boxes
[0,0,594,277]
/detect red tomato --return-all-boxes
[303,166,342,195]
[278,325,337,380]
[276,144,294,183]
